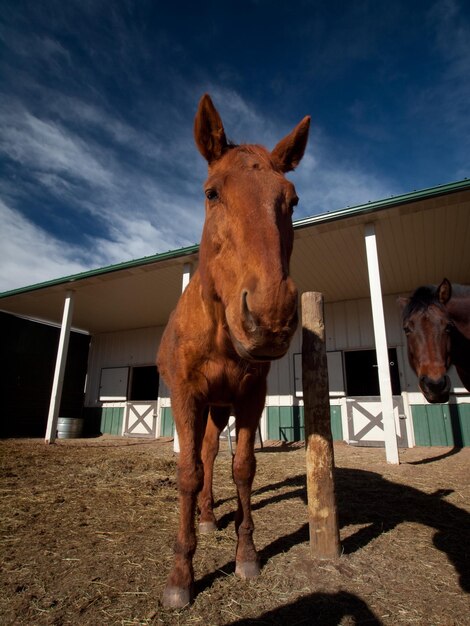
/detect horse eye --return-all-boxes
[205,188,218,201]
[403,326,411,336]
[445,323,453,334]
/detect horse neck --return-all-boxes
[191,269,236,353]
[446,287,470,339]
[451,325,470,371]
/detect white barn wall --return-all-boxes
[266,319,301,402]
[324,294,403,352]
[84,293,430,442]
[264,293,412,443]
[85,326,164,407]
[256,293,407,408]
[85,294,405,407]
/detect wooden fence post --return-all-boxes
[302,292,341,559]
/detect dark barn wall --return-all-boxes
[0,312,90,437]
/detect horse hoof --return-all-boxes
[235,560,260,579]
[199,520,218,534]
[162,585,193,609]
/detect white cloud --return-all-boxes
[46,95,165,161]
[185,88,394,215]
[0,195,201,293]
[0,200,90,291]
[0,91,205,282]
[288,125,395,217]
[0,88,207,291]
[0,83,396,292]
[0,2,418,295]
[0,102,114,190]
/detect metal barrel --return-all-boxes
[57,417,84,439]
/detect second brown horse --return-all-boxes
[157,94,310,607]
[399,278,470,403]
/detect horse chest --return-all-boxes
[200,357,268,404]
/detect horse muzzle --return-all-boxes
[231,325,296,361]
[419,374,451,403]
[228,290,298,361]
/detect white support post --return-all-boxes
[181,262,193,291]
[364,224,399,464]
[173,263,193,453]
[45,291,75,444]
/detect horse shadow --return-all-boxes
[224,590,383,626]
[198,464,470,601]
[333,465,470,596]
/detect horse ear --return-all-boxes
[194,94,228,164]
[271,116,311,173]
[397,296,409,312]
[437,278,452,304]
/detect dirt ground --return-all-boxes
[1,436,469,626]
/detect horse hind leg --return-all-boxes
[198,406,230,533]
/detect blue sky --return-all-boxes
[1,0,469,291]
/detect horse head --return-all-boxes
[399,278,454,403]
[194,94,310,361]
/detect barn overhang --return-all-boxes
[1,179,470,455]
[2,179,469,335]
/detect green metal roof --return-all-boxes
[1,178,469,300]
[293,178,470,230]
[0,244,199,299]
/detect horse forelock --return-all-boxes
[212,143,280,173]
[403,285,443,319]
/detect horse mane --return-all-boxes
[404,281,470,319]
[404,285,442,318]
[450,283,470,298]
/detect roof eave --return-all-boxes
[0,244,199,299]
[1,178,469,300]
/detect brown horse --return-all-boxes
[157,94,310,608]
[399,278,470,403]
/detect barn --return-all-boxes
[1,179,470,450]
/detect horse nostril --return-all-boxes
[241,290,257,333]
[435,377,448,392]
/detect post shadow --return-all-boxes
[196,465,470,600]
[406,446,462,465]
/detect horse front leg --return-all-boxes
[198,406,230,533]
[163,398,207,609]
[232,392,265,579]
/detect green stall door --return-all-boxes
[161,407,175,437]
[267,405,343,443]
[159,404,345,443]
[412,403,470,447]
[100,406,124,436]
